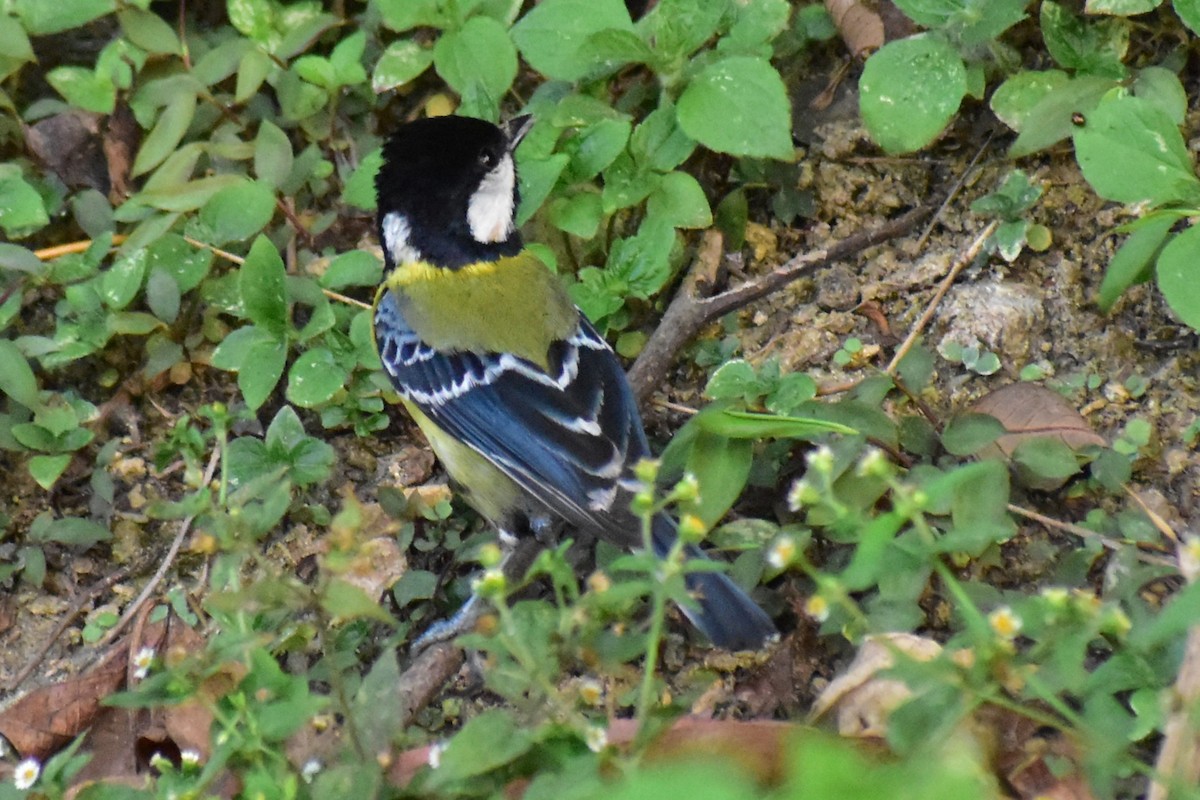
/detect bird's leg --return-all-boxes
[409,520,552,654]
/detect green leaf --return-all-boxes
[375,0,448,32]
[1155,222,1200,331]
[517,152,569,224]
[677,56,794,160]
[227,0,274,44]
[434,16,517,119]
[372,40,434,93]
[859,34,966,154]
[697,408,855,440]
[320,250,382,290]
[1007,74,1116,157]
[549,192,604,238]
[287,348,348,408]
[276,67,327,121]
[200,179,277,243]
[1098,214,1176,311]
[0,15,33,83]
[511,0,634,82]
[254,120,294,190]
[705,359,759,402]
[145,269,181,324]
[45,65,115,113]
[647,171,712,229]
[392,570,438,607]
[321,578,395,623]
[101,249,148,310]
[0,165,49,238]
[13,0,115,35]
[1176,0,1200,35]
[687,431,753,528]
[926,460,1015,555]
[1073,92,1200,206]
[1011,437,1082,483]
[213,326,265,371]
[990,70,1070,131]
[236,47,272,102]
[721,0,791,55]
[146,233,212,292]
[576,28,655,78]
[1084,0,1162,16]
[1132,66,1188,125]
[330,30,367,87]
[0,339,42,410]
[639,0,725,61]
[240,236,288,336]
[30,515,111,547]
[630,102,696,172]
[423,710,533,789]
[606,218,675,298]
[118,8,181,55]
[132,92,198,177]
[564,118,631,182]
[1041,1,1128,77]
[351,653,405,757]
[941,413,1006,456]
[29,454,73,490]
[240,334,287,411]
[343,148,382,212]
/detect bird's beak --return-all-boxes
[502,114,534,151]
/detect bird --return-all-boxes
[371,114,777,651]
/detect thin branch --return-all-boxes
[885,221,996,375]
[97,445,222,649]
[4,563,138,691]
[1006,503,1173,567]
[628,205,932,404]
[182,236,371,309]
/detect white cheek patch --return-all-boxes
[382,211,422,264]
[467,155,516,244]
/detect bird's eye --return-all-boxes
[479,148,498,169]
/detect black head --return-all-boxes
[376,115,533,270]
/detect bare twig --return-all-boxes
[885,221,997,375]
[97,445,222,649]
[1006,503,1173,567]
[4,563,138,692]
[396,642,466,729]
[628,205,932,404]
[912,132,993,254]
[182,235,372,309]
[33,235,128,261]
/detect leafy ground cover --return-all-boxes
[0,1,1199,798]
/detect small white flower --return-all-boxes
[13,757,39,790]
[989,606,1023,640]
[804,594,830,623]
[180,749,202,767]
[132,646,156,680]
[855,448,889,478]
[427,741,447,769]
[787,479,819,511]
[578,678,604,707]
[301,759,322,782]
[767,535,797,569]
[584,725,607,753]
[806,445,835,475]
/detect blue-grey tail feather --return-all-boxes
[650,515,777,651]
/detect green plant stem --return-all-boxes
[634,579,668,740]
